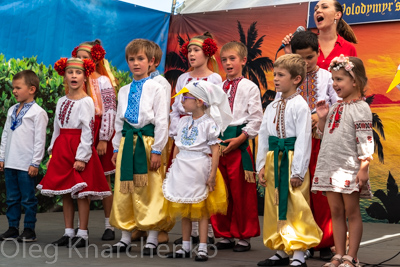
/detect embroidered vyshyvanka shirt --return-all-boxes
[276,67,338,113]
[256,93,311,180]
[169,72,222,137]
[0,101,48,171]
[220,78,263,139]
[48,96,95,163]
[113,78,168,153]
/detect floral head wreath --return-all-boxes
[180,37,218,58]
[54,57,96,77]
[71,43,106,62]
[328,54,355,78]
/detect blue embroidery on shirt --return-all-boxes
[150,70,160,79]
[10,101,36,131]
[124,77,150,124]
[180,125,199,146]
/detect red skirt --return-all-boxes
[37,129,111,200]
[93,115,115,175]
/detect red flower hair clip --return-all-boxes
[54,58,68,76]
[71,43,106,62]
[202,38,218,57]
[180,41,189,57]
[82,58,96,77]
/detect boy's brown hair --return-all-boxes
[220,41,248,60]
[13,70,40,96]
[125,39,155,62]
[150,41,162,67]
[274,54,306,86]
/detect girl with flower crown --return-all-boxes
[72,40,117,241]
[312,55,374,267]
[37,57,111,248]
[167,31,222,246]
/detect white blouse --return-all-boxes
[48,96,95,163]
[113,79,168,153]
[169,72,222,137]
[256,94,311,180]
[0,103,48,171]
[221,78,263,139]
[96,76,116,141]
[174,114,220,154]
[153,74,172,115]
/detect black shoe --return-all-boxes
[233,242,251,252]
[210,240,235,250]
[305,248,314,259]
[51,235,71,246]
[174,235,200,245]
[319,247,334,261]
[101,229,115,241]
[0,227,19,241]
[290,259,307,267]
[67,236,88,248]
[106,241,131,253]
[208,237,215,244]
[142,242,157,256]
[194,251,208,262]
[165,250,191,258]
[257,253,290,266]
[17,228,37,242]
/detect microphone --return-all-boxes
[277,26,306,53]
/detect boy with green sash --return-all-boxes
[256,54,322,267]
[108,39,173,255]
[210,41,263,252]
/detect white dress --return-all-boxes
[169,72,222,137]
[163,114,220,203]
[311,99,374,199]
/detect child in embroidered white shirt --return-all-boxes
[0,70,48,242]
[163,80,232,261]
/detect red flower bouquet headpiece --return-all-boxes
[54,58,68,76]
[54,57,96,77]
[71,43,106,62]
[180,37,218,58]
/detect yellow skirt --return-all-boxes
[263,151,322,254]
[163,168,228,221]
[110,136,174,232]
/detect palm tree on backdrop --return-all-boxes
[164,33,190,91]
[237,21,274,110]
[365,95,385,163]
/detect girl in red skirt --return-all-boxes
[72,40,117,241]
[37,57,111,248]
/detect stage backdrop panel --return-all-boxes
[166,2,400,223]
[0,0,170,72]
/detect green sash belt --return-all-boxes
[268,136,296,223]
[120,121,155,193]
[220,124,255,183]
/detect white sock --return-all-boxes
[219,238,234,244]
[270,250,289,260]
[207,223,214,238]
[64,228,75,238]
[198,243,207,256]
[182,241,191,252]
[145,230,158,248]
[191,222,199,237]
[105,218,114,231]
[76,229,88,240]
[238,238,250,246]
[77,218,80,228]
[120,230,132,245]
[291,251,305,266]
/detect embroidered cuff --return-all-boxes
[30,163,40,168]
[291,174,304,181]
[358,154,373,162]
[207,139,221,146]
[113,149,118,153]
[242,131,249,139]
[75,158,89,163]
[151,150,162,155]
[0,159,4,162]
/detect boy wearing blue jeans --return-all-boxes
[0,70,48,242]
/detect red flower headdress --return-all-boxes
[180,37,218,58]
[54,57,96,77]
[71,43,106,62]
